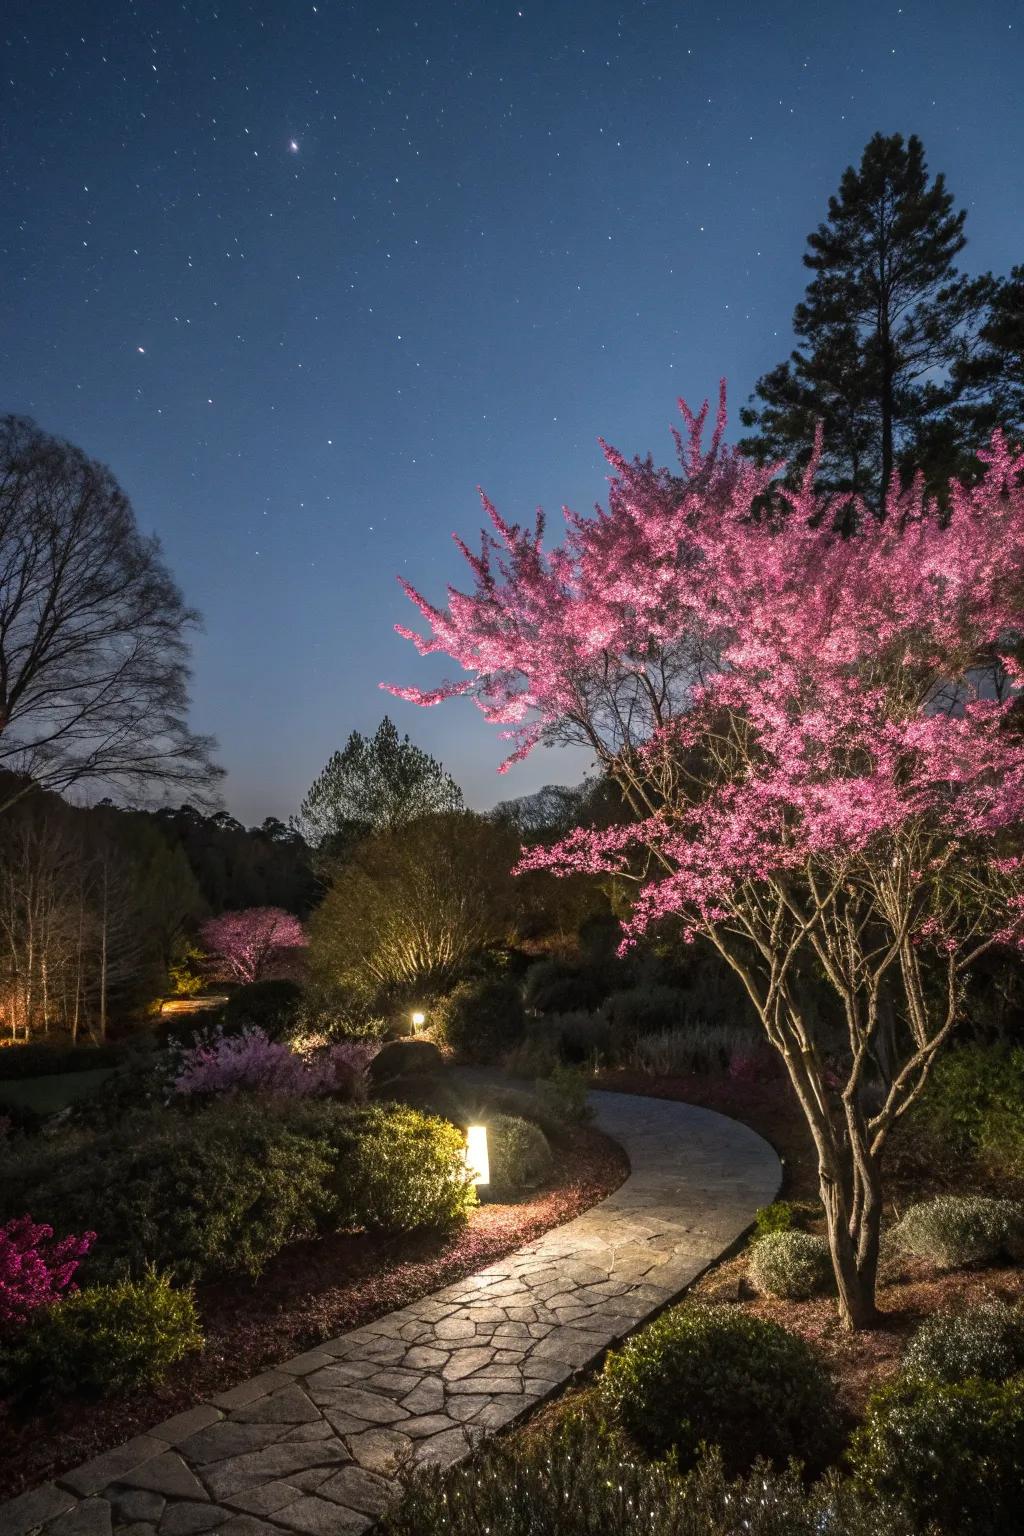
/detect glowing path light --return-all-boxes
[465,1125,489,1186]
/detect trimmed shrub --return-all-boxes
[370,1070,470,1125]
[524,959,605,1015]
[0,1271,202,1403]
[602,986,688,1041]
[435,978,525,1063]
[368,1039,444,1083]
[534,1064,593,1126]
[902,1300,1024,1384]
[488,1114,553,1192]
[599,1301,839,1474]
[381,1419,905,1536]
[218,979,304,1040]
[890,1195,1024,1268]
[849,1375,1024,1536]
[749,1231,833,1300]
[754,1200,796,1237]
[332,1105,475,1233]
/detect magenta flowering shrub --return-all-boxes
[173,1027,377,1100]
[0,1216,95,1329]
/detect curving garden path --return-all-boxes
[0,1092,780,1536]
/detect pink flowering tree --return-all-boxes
[387,385,1024,1329]
[200,907,306,985]
[0,1216,94,1329]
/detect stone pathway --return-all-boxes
[1,1092,780,1536]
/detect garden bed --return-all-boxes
[0,1121,627,1502]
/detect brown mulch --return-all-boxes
[0,1124,628,1502]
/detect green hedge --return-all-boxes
[0,1272,202,1404]
[434,978,525,1062]
[599,1302,839,1474]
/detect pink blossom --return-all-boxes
[173,1027,377,1100]
[0,1217,95,1329]
[200,907,306,984]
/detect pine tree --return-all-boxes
[953,264,1024,447]
[739,133,987,514]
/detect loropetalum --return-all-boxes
[172,1027,377,1099]
[200,907,306,985]
[0,1216,95,1329]
[387,385,1024,1328]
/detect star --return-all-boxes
[289,140,299,153]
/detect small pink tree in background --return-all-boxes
[200,906,306,985]
[0,1216,94,1329]
[387,384,1024,1329]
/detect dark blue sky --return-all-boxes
[3,1,1021,823]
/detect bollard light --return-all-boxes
[465,1124,490,1186]
[411,1010,426,1032]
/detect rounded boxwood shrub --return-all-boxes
[435,978,525,1063]
[849,1375,1024,1535]
[902,1300,1024,1384]
[598,1301,839,1474]
[890,1195,1024,1268]
[381,1418,905,1536]
[0,1271,202,1404]
[488,1113,553,1192]
[749,1231,833,1300]
[368,1038,444,1083]
[333,1105,475,1232]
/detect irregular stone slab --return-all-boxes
[203,1444,350,1502]
[317,1467,397,1518]
[222,1484,303,1518]
[46,1498,111,1536]
[217,1520,284,1536]
[344,1430,412,1476]
[176,1424,285,1467]
[0,1484,77,1536]
[110,1490,166,1525]
[441,1346,493,1381]
[398,1379,444,1415]
[208,1373,292,1412]
[308,1389,406,1425]
[412,1427,475,1467]
[400,1414,457,1439]
[150,1409,224,1447]
[272,1497,369,1536]
[119,1454,208,1502]
[61,1439,166,1498]
[277,1351,337,1377]
[158,1502,228,1535]
[232,1388,320,1426]
[280,1424,335,1444]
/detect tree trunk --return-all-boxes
[819,1157,882,1330]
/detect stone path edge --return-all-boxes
[0,1091,781,1536]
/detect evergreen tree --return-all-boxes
[953,264,1024,447]
[739,133,987,514]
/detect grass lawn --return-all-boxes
[0,1067,115,1115]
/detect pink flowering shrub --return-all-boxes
[173,1027,377,1101]
[200,907,306,984]
[387,385,1024,1330]
[0,1216,95,1329]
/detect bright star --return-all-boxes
[289,140,299,152]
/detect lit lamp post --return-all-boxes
[410,1010,426,1034]
[465,1124,489,1187]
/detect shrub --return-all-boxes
[749,1231,833,1300]
[172,1027,375,1100]
[524,958,605,1015]
[0,1271,202,1403]
[0,1217,95,1329]
[435,977,525,1063]
[370,1069,470,1125]
[333,1105,475,1233]
[902,1300,1024,1384]
[218,978,304,1039]
[599,1301,839,1474]
[905,1043,1024,1173]
[3,1101,339,1283]
[0,1098,44,1137]
[754,1200,796,1237]
[849,1375,1024,1536]
[534,1064,593,1126]
[368,1038,444,1083]
[381,1420,904,1536]
[488,1114,553,1192]
[602,986,688,1041]
[890,1195,1024,1268]
[629,1022,758,1077]
[545,1011,616,1065]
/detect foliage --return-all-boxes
[902,1300,1024,1385]
[171,1026,375,1100]
[849,1374,1024,1536]
[599,1302,839,1473]
[0,1217,95,1329]
[331,1105,475,1233]
[890,1195,1024,1269]
[435,976,525,1063]
[629,1023,759,1078]
[2,1102,339,1283]
[488,1113,553,1191]
[167,942,207,998]
[0,1270,202,1404]
[524,957,606,1015]
[543,1010,615,1065]
[738,132,988,509]
[217,978,304,1039]
[0,1042,124,1081]
[0,415,220,811]
[749,1231,833,1300]
[150,803,316,920]
[368,1038,444,1083]
[602,986,688,1040]
[754,1201,798,1238]
[389,379,1024,1327]
[309,813,517,1004]
[533,1063,592,1126]
[904,1043,1024,1177]
[380,1419,910,1536]
[200,907,306,985]
[297,715,463,854]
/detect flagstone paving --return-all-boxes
[0,1092,779,1536]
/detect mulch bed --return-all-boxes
[0,1124,628,1503]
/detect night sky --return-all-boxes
[4,2,1022,824]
